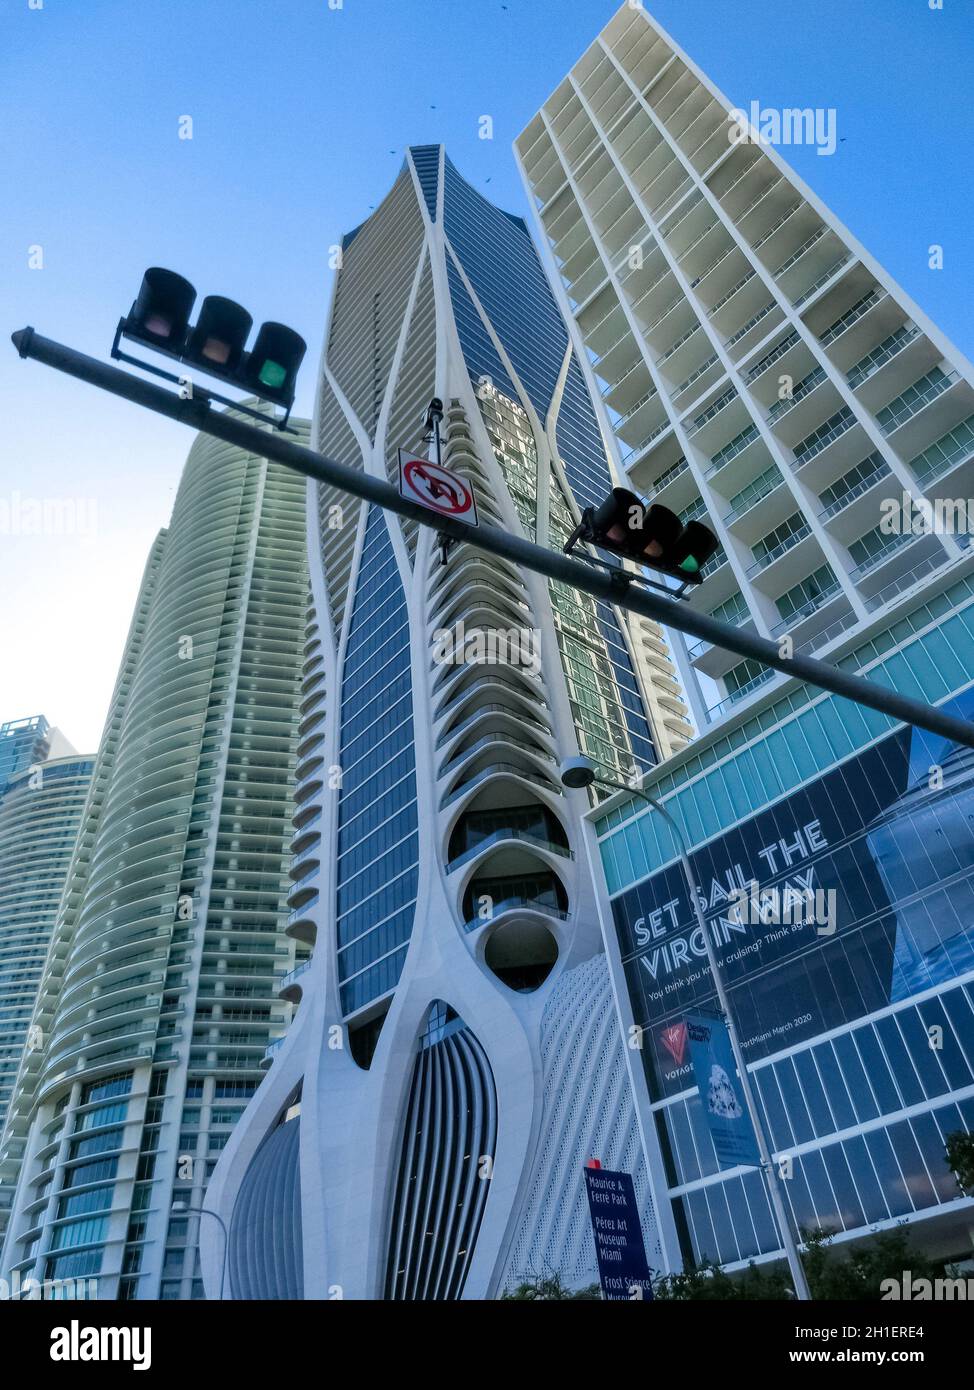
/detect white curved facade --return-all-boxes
[205,148,682,1300]
[0,412,309,1298]
[0,746,93,1241]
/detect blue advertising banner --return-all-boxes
[684,1015,761,1169]
[583,1166,653,1300]
[611,689,974,1100]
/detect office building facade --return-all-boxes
[518,5,974,1275]
[516,3,974,731]
[0,412,309,1298]
[204,146,688,1299]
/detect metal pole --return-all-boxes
[183,1205,229,1300]
[617,783,812,1300]
[12,327,974,754]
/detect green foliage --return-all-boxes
[945,1131,974,1195]
[504,1226,956,1301]
[652,1227,944,1301]
[501,1271,601,1300]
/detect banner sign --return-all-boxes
[685,1015,761,1169]
[610,688,974,1098]
[583,1166,654,1300]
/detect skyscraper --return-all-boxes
[516,3,974,732]
[204,146,687,1299]
[0,723,91,1240]
[520,5,974,1277]
[0,410,310,1299]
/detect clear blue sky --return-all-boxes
[1,0,971,751]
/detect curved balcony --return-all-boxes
[462,869,569,932]
[439,759,562,813]
[447,827,573,876]
[435,701,553,756]
[434,677,551,736]
[278,959,311,1003]
[446,803,572,875]
[433,665,547,722]
[439,729,555,780]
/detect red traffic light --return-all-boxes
[585,488,718,582]
[128,268,197,351]
[184,296,253,374]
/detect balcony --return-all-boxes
[876,368,967,459]
[671,353,723,406]
[746,522,813,579]
[908,417,974,489]
[726,300,783,357]
[791,407,864,483]
[705,426,773,495]
[462,876,570,934]
[706,667,777,721]
[863,545,968,614]
[435,701,551,754]
[683,384,740,440]
[446,825,573,876]
[688,617,757,680]
[278,959,311,1002]
[848,529,926,583]
[769,581,843,637]
[766,366,828,423]
[439,760,561,812]
[619,420,672,468]
[793,253,856,309]
[818,457,892,542]
[742,328,802,385]
[637,454,696,511]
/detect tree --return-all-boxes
[651,1227,944,1300]
[946,1131,974,1195]
[501,1271,601,1300]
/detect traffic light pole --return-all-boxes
[13,326,974,753]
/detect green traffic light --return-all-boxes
[678,556,700,573]
[258,359,288,389]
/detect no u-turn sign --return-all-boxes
[398,450,478,526]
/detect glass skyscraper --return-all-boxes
[205,146,688,1299]
[0,411,310,1299]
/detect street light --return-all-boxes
[171,1200,229,1301]
[560,755,812,1301]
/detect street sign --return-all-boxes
[397,449,478,526]
[582,1164,654,1300]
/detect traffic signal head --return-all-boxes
[667,519,720,576]
[590,488,647,552]
[245,322,307,405]
[184,296,253,375]
[586,488,718,582]
[120,269,306,417]
[127,268,197,352]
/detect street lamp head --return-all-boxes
[560,755,598,790]
[171,1200,188,1213]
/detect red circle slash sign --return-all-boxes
[399,453,478,524]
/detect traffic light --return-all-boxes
[244,321,307,404]
[581,487,719,583]
[117,268,306,413]
[126,268,197,354]
[184,296,253,375]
